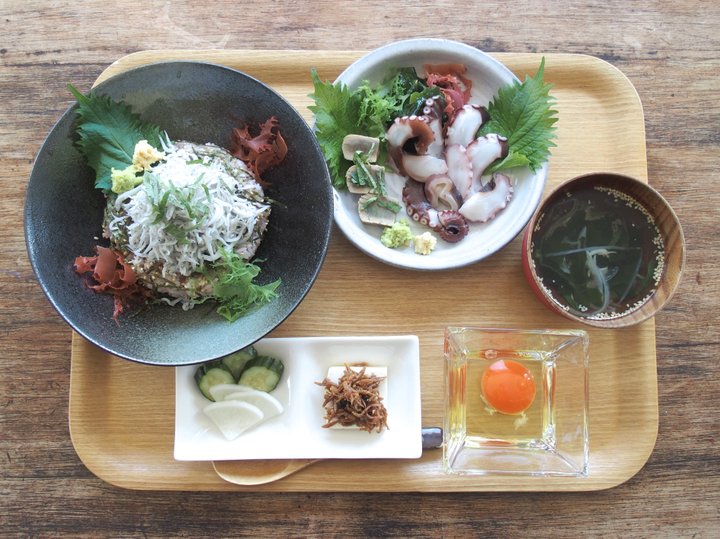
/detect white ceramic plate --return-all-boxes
[174,335,422,461]
[331,38,549,271]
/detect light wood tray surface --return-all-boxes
[69,50,656,491]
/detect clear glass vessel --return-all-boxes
[443,327,590,476]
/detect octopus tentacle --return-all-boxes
[425,175,463,212]
[386,116,436,175]
[446,104,489,147]
[402,154,448,182]
[403,179,469,242]
[459,172,514,223]
[422,96,446,158]
[436,211,470,243]
[402,178,439,227]
[467,134,509,194]
[445,144,473,200]
[424,64,473,117]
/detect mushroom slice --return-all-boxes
[357,193,400,227]
[342,134,380,162]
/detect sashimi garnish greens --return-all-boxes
[309,58,558,250]
[478,58,558,174]
[69,84,282,322]
[351,150,402,213]
[309,67,441,191]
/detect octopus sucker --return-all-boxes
[436,211,470,243]
[422,97,446,158]
[402,178,438,228]
[403,178,468,242]
[422,95,444,118]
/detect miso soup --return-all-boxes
[531,186,665,320]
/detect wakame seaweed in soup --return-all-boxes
[531,186,665,320]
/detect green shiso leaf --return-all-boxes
[68,84,163,193]
[478,57,558,173]
[308,70,363,189]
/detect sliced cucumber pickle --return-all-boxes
[238,356,284,392]
[194,363,235,401]
[221,346,258,381]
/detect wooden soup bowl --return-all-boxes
[522,172,685,328]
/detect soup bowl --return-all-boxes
[522,172,685,328]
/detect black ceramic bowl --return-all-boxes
[25,62,333,365]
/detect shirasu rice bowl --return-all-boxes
[103,140,271,308]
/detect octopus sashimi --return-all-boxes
[446,105,489,147]
[459,173,514,223]
[344,64,519,245]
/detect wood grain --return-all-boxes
[2,0,718,536]
[69,51,657,493]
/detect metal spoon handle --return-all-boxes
[421,427,443,449]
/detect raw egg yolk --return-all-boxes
[481,360,536,415]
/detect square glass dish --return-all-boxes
[443,327,589,476]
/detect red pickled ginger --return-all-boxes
[74,246,153,323]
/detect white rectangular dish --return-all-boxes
[174,335,422,461]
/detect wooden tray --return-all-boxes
[69,50,657,491]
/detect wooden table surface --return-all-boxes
[2,1,718,537]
